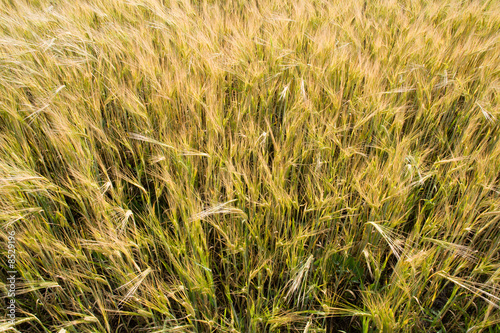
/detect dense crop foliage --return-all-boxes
[0,0,499,331]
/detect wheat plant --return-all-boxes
[0,0,499,332]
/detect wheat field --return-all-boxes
[0,0,499,332]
